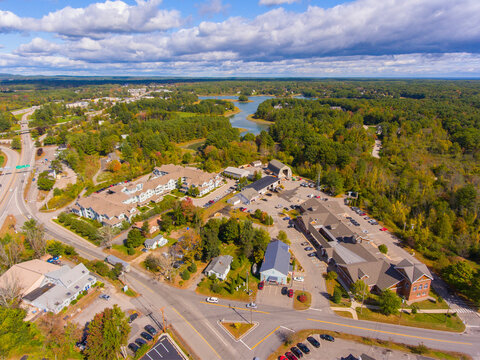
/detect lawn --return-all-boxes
[220,321,254,340]
[334,310,353,318]
[293,290,311,310]
[196,244,259,302]
[0,150,6,167]
[356,308,465,332]
[202,194,233,221]
[267,329,471,360]
[110,244,142,259]
[407,291,449,310]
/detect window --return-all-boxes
[424,283,428,289]
[418,284,422,290]
[413,286,417,291]
[422,292,426,296]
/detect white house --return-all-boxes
[144,234,168,250]
[259,240,290,285]
[204,255,233,281]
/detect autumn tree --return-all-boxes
[21,219,46,258]
[98,226,116,248]
[84,305,130,360]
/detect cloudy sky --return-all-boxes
[0,0,479,77]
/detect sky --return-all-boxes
[0,0,479,77]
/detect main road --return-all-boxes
[2,111,479,360]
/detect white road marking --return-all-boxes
[280,326,295,332]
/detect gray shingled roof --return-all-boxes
[395,259,433,282]
[260,240,290,276]
[204,255,233,275]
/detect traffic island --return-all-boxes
[293,290,311,310]
[219,321,257,340]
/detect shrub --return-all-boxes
[211,283,222,293]
[332,286,342,304]
[411,304,418,314]
[127,247,135,255]
[70,299,78,305]
[82,290,88,296]
[188,262,197,273]
[298,294,307,303]
[325,271,338,281]
[181,269,191,280]
[230,257,241,270]
[378,244,388,254]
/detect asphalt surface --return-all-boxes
[3,113,479,360]
[141,335,185,360]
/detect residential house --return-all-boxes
[204,255,233,281]
[251,160,262,167]
[259,240,290,285]
[144,234,168,250]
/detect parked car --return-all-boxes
[128,312,138,323]
[206,297,218,303]
[296,342,310,354]
[281,286,288,295]
[128,343,139,353]
[380,227,388,231]
[364,216,371,220]
[246,302,258,309]
[290,347,303,358]
[279,356,288,360]
[99,294,110,300]
[301,242,309,246]
[359,212,367,216]
[304,247,314,251]
[135,338,147,347]
[75,342,86,351]
[145,324,157,336]
[293,276,304,282]
[258,281,265,290]
[307,252,316,257]
[285,351,299,360]
[320,334,335,342]
[306,336,320,348]
[287,289,294,298]
[283,217,290,221]
[141,332,153,341]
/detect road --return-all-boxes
[2,114,479,360]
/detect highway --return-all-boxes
[2,112,479,360]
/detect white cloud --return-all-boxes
[198,0,230,16]
[0,0,182,37]
[259,0,300,5]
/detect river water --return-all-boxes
[199,95,273,135]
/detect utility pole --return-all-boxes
[160,306,166,332]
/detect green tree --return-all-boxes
[350,279,368,300]
[0,307,42,357]
[378,289,402,315]
[238,95,249,102]
[125,228,144,248]
[378,244,388,254]
[84,305,130,360]
[332,286,342,304]
[11,137,21,150]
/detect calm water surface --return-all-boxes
[199,95,274,135]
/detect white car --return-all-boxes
[206,297,218,303]
[294,276,305,282]
[246,302,257,309]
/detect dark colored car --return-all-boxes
[304,247,314,251]
[141,332,153,341]
[128,313,138,323]
[135,338,147,347]
[258,281,265,290]
[306,336,320,348]
[281,286,288,295]
[290,346,303,358]
[145,324,157,336]
[128,343,139,353]
[296,342,310,354]
[288,289,294,298]
[285,351,299,360]
[320,334,335,342]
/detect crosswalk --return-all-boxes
[450,306,476,314]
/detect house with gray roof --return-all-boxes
[105,254,131,272]
[259,240,290,285]
[267,159,292,179]
[23,263,96,314]
[144,234,168,250]
[204,255,233,281]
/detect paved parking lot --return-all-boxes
[140,334,186,360]
[286,334,426,360]
[256,283,293,307]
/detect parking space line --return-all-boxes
[153,347,163,358]
[307,318,473,346]
[200,301,270,314]
[160,342,168,352]
[251,326,280,350]
[171,306,222,359]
